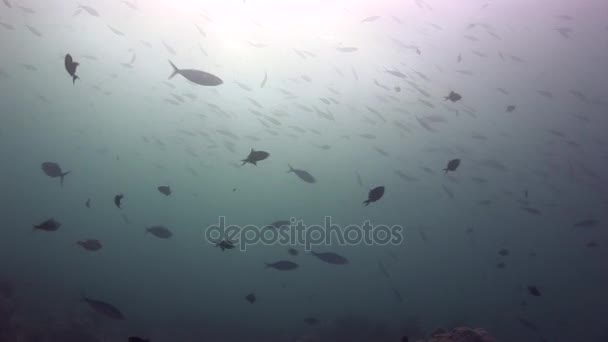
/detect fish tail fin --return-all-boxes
[60,171,70,186]
[168,60,179,79]
[363,200,370,206]
[443,168,448,174]
[240,159,248,166]
[287,164,294,173]
[72,75,79,85]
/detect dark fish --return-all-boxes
[78,4,100,16]
[64,54,80,84]
[114,194,124,208]
[157,186,171,196]
[392,287,404,302]
[215,240,235,251]
[573,219,599,228]
[77,239,102,251]
[506,105,516,112]
[304,316,320,325]
[443,159,460,173]
[267,220,290,229]
[521,207,541,215]
[146,225,173,239]
[2,0,11,8]
[361,15,381,23]
[444,91,462,102]
[260,71,267,88]
[241,149,269,166]
[85,198,91,208]
[41,162,70,186]
[287,247,299,256]
[82,295,125,320]
[498,248,509,256]
[363,186,385,206]
[311,251,349,265]
[394,86,401,92]
[517,317,539,331]
[586,241,598,248]
[496,262,506,269]
[33,218,61,232]
[265,260,299,270]
[128,337,150,342]
[527,285,541,297]
[287,164,316,183]
[245,292,256,303]
[378,260,390,278]
[168,60,222,86]
[336,46,358,52]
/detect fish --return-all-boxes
[521,207,541,215]
[63,54,80,84]
[573,219,599,228]
[443,159,461,173]
[2,0,11,8]
[168,60,222,86]
[385,68,407,78]
[363,186,385,206]
[441,184,454,199]
[304,316,320,325]
[517,317,539,331]
[288,248,299,256]
[265,260,299,270]
[392,287,404,302]
[33,218,61,232]
[146,225,173,239]
[85,198,91,208]
[25,24,42,37]
[287,164,316,183]
[215,240,235,251]
[241,149,269,166]
[311,251,349,265]
[267,220,291,229]
[107,25,125,36]
[527,285,541,297]
[260,71,267,88]
[78,4,100,16]
[128,337,150,342]
[444,91,462,102]
[355,172,363,187]
[336,46,358,52]
[506,105,516,112]
[245,293,256,303]
[77,239,102,251]
[114,194,124,208]
[157,186,171,196]
[361,15,381,23]
[498,248,509,256]
[41,162,70,186]
[82,295,125,320]
[378,260,390,278]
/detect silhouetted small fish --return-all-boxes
[311,251,349,265]
[304,316,320,325]
[2,0,11,8]
[168,60,222,86]
[288,248,299,256]
[521,207,541,215]
[336,46,358,52]
[82,295,125,320]
[77,239,102,251]
[265,260,299,270]
[498,248,509,256]
[85,198,91,208]
[444,91,462,102]
[78,4,100,16]
[443,159,460,173]
[33,218,61,232]
[114,194,124,208]
[527,285,541,297]
[260,71,267,88]
[378,260,390,278]
[41,162,70,186]
[361,15,381,23]
[128,337,150,342]
[216,240,235,251]
[245,293,256,303]
[573,219,599,228]
[506,105,516,112]
[394,86,401,92]
[267,220,290,229]
[363,186,385,206]
[287,164,316,183]
[146,225,173,239]
[64,54,80,84]
[157,186,171,196]
[241,149,269,166]
[586,241,598,248]
[496,262,506,269]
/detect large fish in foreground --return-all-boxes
[168,60,222,86]
[41,162,70,186]
[64,54,79,84]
